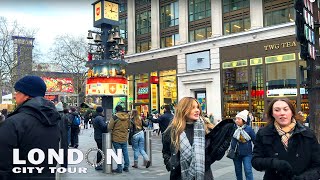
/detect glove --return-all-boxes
[271,159,293,174]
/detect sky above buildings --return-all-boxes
[0,0,94,61]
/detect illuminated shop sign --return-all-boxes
[42,77,74,93]
[137,83,149,99]
[86,77,127,96]
[267,88,307,97]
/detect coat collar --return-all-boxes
[260,121,313,138]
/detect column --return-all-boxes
[178,0,188,44]
[250,0,263,29]
[211,0,223,37]
[151,0,160,49]
[127,0,136,54]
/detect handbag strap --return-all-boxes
[234,141,239,152]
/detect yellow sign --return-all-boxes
[264,41,297,51]
[95,2,102,21]
[86,77,127,96]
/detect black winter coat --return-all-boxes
[0,97,61,180]
[92,114,108,140]
[150,111,173,133]
[162,119,235,180]
[252,122,320,180]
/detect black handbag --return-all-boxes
[226,142,238,159]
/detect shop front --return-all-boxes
[220,35,308,124]
[126,56,177,116]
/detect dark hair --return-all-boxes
[265,98,301,124]
[63,109,69,114]
[164,105,171,112]
[115,105,123,112]
[70,107,76,112]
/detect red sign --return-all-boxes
[150,76,159,84]
[137,83,149,99]
[44,95,59,102]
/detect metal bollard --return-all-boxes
[102,133,113,173]
[144,130,152,166]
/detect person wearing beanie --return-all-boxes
[92,106,108,170]
[0,75,60,180]
[108,105,130,173]
[230,110,256,180]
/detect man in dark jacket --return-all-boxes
[150,105,173,134]
[0,75,60,180]
[55,102,68,168]
[92,106,108,170]
[70,107,80,148]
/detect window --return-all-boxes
[189,0,211,22]
[160,1,179,29]
[119,0,127,13]
[223,0,250,35]
[161,34,180,48]
[264,0,294,27]
[136,40,151,53]
[189,27,212,42]
[136,11,151,35]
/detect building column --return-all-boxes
[250,0,263,29]
[151,0,160,49]
[127,0,136,54]
[178,0,188,44]
[211,0,223,37]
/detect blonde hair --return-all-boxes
[170,97,214,152]
[131,109,142,130]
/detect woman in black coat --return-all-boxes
[252,98,320,180]
[162,97,235,180]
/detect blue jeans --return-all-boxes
[112,141,129,170]
[132,131,149,162]
[233,155,254,180]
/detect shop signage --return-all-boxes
[86,77,127,96]
[150,76,159,84]
[42,77,74,93]
[137,83,149,99]
[264,41,297,51]
[267,88,299,97]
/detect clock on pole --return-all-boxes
[92,0,120,28]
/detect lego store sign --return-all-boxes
[86,77,127,96]
[137,83,149,99]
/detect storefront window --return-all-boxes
[250,62,264,121]
[150,72,158,111]
[135,74,149,104]
[159,70,177,109]
[222,64,249,118]
[299,60,309,115]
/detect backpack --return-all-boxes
[72,115,81,126]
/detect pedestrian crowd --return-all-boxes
[0,75,319,180]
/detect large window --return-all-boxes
[264,0,294,26]
[189,27,212,42]
[136,40,151,53]
[119,18,128,53]
[160,1,179,29]
[161,34,180,47]
[189,0,211,22]
[223,0,250,35]
[136,11,151,35]
[119,0,127,13]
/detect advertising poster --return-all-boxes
[42,77,74,93]
[86,77,127,96]
[137,83,149,99]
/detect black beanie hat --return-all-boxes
[96,106,103,113]
[14,75,46,97]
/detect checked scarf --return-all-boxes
[233,124,251,143]
[180,118,205,180]
[274,119,296,151]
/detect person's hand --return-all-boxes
[271,159,293,174]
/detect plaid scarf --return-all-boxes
[180,118,205,180]
[233,124,251,143]
[274,119,296,151]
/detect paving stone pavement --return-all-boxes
[59,127,264,180]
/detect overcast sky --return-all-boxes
[0,0,94,61]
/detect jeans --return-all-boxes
[132,131,149,162]
[95,139,102,165]
[112,141,129,170]
[233,154,254,180]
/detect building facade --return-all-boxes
[122,0,307,121]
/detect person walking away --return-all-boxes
[108,105,130,173]
[252,98,320,180]
[130,109,151,168]
[70,107,80,148]
[150,105,173,134]
[0,75,60,180]
[231,110,255,180]
[64,108,72,146]
[92,106,108,170]
[84,109,93,129]
[162,97,235,180]
[55,102,69,168]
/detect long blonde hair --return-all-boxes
[131,109,142,130]
[170,97,214,152]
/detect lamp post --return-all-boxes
[85,0,127,120]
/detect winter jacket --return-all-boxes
[162,119,235,180]
[108,111,130,143]
[230,125,256,156]
[0,97,60,180]
[93,113,108,140]
[150,111,173,133]
[58,111,69,168]
[131,117,148,135]
[70,112,80,129]
[252,122,320,180]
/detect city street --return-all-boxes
[60,127,264,180]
